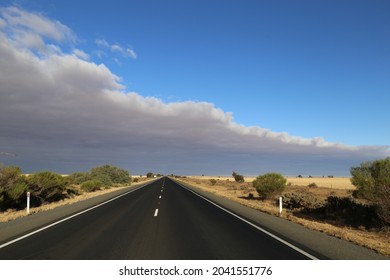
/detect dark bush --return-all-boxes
[320,196,380,228]
[232,171,245,183]
[209,179,217,186]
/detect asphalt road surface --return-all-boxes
[0,177,317,260]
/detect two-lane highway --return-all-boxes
[0,177,314,259]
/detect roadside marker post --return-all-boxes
[279,196,282,216]
[27,192,30,215]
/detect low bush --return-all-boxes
[209,179,217,186]
[282,191,324,211]
[253,173,286,199]
[81,180,103,192]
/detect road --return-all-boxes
[0,177,315,260]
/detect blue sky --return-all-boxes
[0,1,389,176]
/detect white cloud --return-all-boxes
[95,38,109,48]
[0,6,388,174]
[96,38,137,59]
[73,48,90,60]
[0,6,75,43]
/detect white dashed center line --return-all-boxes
[154,209,159,217]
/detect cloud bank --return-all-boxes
[0,6,388,175]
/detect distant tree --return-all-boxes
[297,175,303,178]
[232,171,245,183]
[253,173,287,199]
[146,172,154,178]
[351,158,390,225]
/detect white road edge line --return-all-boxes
[176,181,319,260]
[0,182,154,249]
[154,209,159,217]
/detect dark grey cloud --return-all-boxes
[0,6,389,175]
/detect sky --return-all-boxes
[0,0,389,176]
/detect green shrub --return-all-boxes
[68,172,91,185]
[90,165,131,185]
[28,171,68,205]
[253,173,287,199]
[209,179,217,186]
[351,157,390,225]
[0,166,28,210]
[81,180,103,192]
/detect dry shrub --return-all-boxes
[282,190,324,211]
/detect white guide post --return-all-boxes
[279,196,282,216]
[27,192,30,215]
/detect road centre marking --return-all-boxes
[176,181,319,260]
[154,209,159,217]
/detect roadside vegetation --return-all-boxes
[0,164,132,212]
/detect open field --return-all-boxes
[189,176,354,189]
[178,176,389,256]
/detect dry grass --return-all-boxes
[189,176,354,189]
[179,177,390,257]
